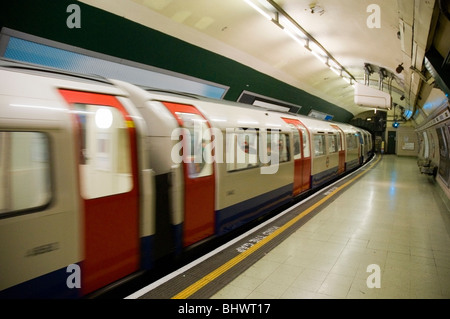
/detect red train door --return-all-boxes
[282,118,311,194]
[162,102,215,247]
[59,90,140,295]
[331,124,345,174]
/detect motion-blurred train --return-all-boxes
[0,59,373,298]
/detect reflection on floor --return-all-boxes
[211,155,450,299]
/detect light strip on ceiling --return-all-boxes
[311,49,328,64]
[284,28,307,46]
[243,0,273,20]
[243,0,355,86]
[343,76,353,85]
[330,66,342,76]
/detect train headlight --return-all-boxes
[95,107,113,129]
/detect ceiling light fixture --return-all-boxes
[243,0,356,85]
[343,77,353,85]
[409,66,428,82]
[243,0,273,21]
[308,46,328,64]
[284,28,307,46]
[330,66,342,76]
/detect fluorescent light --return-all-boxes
[311,50,327,64]
[279,16,307,38]
[343,77,355,87]
[257,0,276,11]
[284,28,307,46]
[330,66,341,76]
[328,59,340,70]
[308,41,325,55]
[242,0,355,83]
[244,0,273,21]
[306,41,328,64]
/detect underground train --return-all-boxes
[0,59,373,298]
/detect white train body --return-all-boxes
[0,60,372,298]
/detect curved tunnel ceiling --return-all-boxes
[80,0,444,118]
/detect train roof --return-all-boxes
[0,59,370,137]
[111,79,371,136]
[0,59,130,128]
[0,58,114,86]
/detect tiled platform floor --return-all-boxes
[211,155,450,299]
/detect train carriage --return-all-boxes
[112,80,296,247]
[0,62,153,298]
[359,128,373,163]
[295,117,342,188]
[0,60,372,299]
[0,67,81,298]
[190,98,295,236]
[337,123,363,171]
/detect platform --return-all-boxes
[127,155,450,299]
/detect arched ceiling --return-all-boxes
[80,0,446,118]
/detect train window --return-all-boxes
[74,104,133,199]
[356,132,363,145]
[278,133,290,163]
[313,134,326,156]
[226,128,259,172]
[299,127,310,158]
[226,129,290,172]
[266,132,290,164]
[0,132,51,215]
[175,112,213,178]
[337,133,343,151]
[291,127,302,160]
[346,133,357,151]
[327,134,339,154]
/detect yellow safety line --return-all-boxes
[172,155,382,299]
